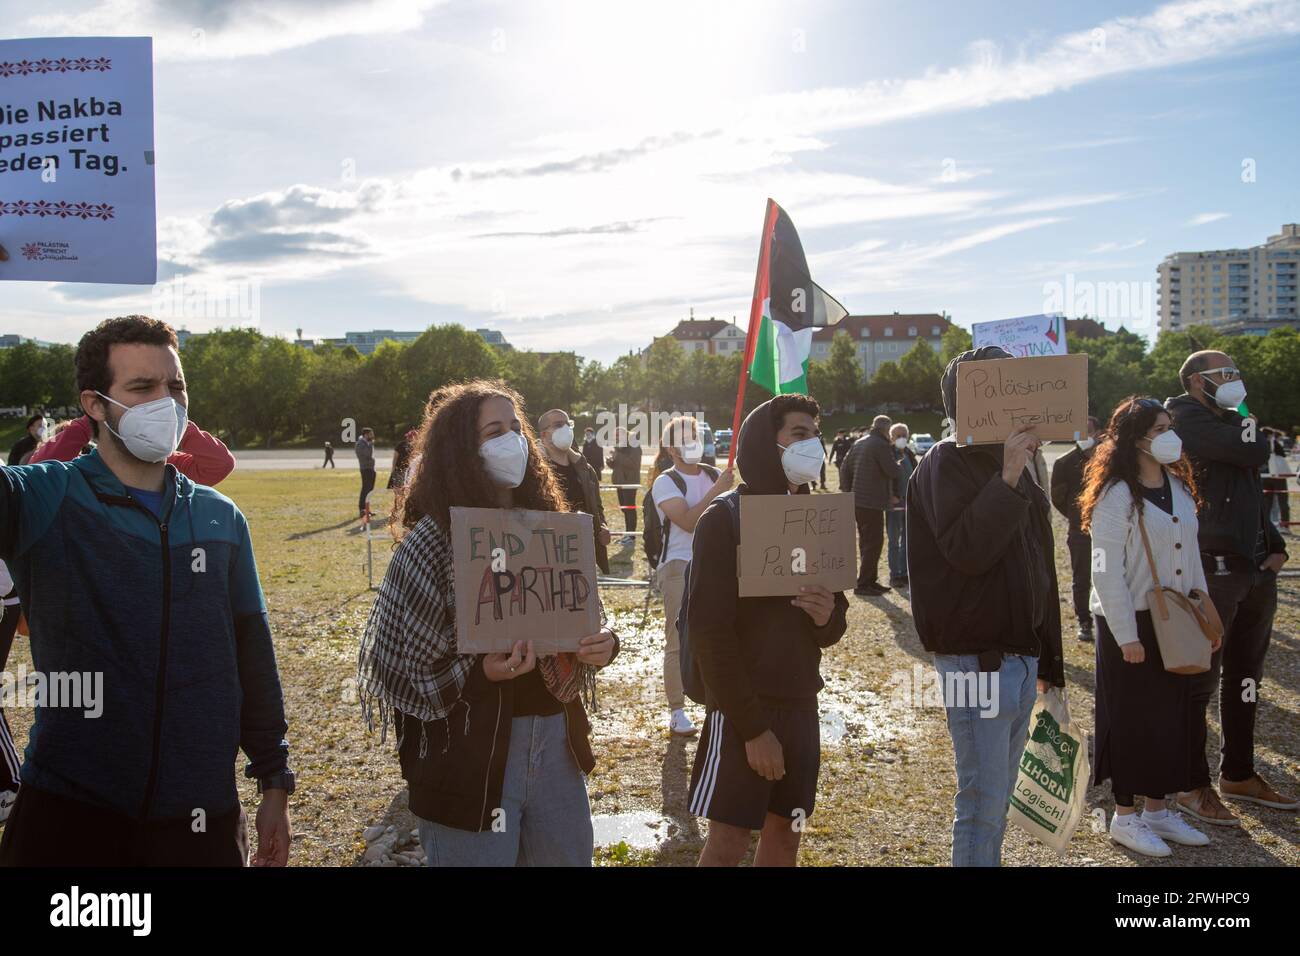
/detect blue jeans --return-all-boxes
[933,653,1038,867]
[886,509,907,578]
[417,713,594,867]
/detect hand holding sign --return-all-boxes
[791,584,835,627]
[483,640,537,681]
[1002,425,1041,487]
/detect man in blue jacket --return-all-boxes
[0,315,293,866]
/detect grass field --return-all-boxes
[3,466,1297,866]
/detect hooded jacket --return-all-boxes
[1165,393,1285,564]
[905,347,1064,685]
[840,426,899,510]
[685,398,849,742]
[0,451,289,820]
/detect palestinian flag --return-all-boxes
[744,199,847,395]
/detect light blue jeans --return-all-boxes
[886,509,907,578]
[418,713,594,867]
[933,653,1038,867]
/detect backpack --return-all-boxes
[677,488,742,706]
[642,465,718,569]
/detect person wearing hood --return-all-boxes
[906,345,1064,867]
[538,408,611,575]
[1165,351,1296,825]
[840,414,901,595]
[0,316,292,866]
[686,394,849,866]
[1050,415,1102,643]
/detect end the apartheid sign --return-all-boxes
[0,36,156,284]
[955,353,1089,445]
[736,493,857,597]
[449,506,601,655]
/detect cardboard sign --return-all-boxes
[972,313,1068,358]
[955,353,1089,445]
[0,36,156,283]
[736,493,857,597]
[450,507,600,654]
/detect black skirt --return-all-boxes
[1092,610,1193,796]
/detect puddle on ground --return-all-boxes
[591,811,674,849]
[818,682,912,747]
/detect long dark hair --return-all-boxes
[396,379,566,537]
[1079,395,1201,533]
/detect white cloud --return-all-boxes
[24,0,446,59]
[1090,239,1147,253]
[1187,212,1231,226]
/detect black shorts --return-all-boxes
[687,706,820,831]
[0,785,248,867]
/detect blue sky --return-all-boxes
[3,0,1299,362]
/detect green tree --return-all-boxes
[940,324,973,364]
[897,338,944,408]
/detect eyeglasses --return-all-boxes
[1200,366,1241,382]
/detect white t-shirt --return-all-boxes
[652,468,716,565]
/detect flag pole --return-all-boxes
[727,199,778,468]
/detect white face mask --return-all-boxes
[893,437,908,449]
[480,430,529,488]
[97,392,186,463]
[680,440,703,464]
[550,423,574,451]
[1143,431,1183,465]
[1208,378,1247,410]
[777,438,824,486]
[1077,437,1096,451]
[34,421,49,440]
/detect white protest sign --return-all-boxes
[972,313,1068,358]
[0,36,156,283]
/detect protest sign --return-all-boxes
[736,493,856,597]
[955,353,1089,445]
[450,507,600,655]
[972,313,1068,358]
[0,36,156,283]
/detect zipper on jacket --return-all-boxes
[98,490,173,820]
[140,515,171,820]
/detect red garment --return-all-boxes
[27,416,236,486]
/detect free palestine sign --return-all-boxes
[0,36,156,283]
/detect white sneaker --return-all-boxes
[669,709,697,737]
[1143,811,1210,847]
[0,789,16,824]
[1110,813,1173,857]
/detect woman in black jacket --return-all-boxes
[357,380,618,866]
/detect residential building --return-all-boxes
[1157,224,1300,331]
[809,312,952,380]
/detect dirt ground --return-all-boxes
[4,467,1297,866]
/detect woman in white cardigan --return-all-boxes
[1079,397,1221,858]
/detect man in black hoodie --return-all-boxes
[906,346,1064,867]
[1166,350,1295,824]
[686,394,849,866]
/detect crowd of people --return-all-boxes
[1,314,1297,868]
